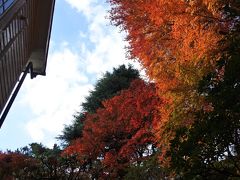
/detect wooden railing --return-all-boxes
[0,0,33,118]
[0,0,55,127]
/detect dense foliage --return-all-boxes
[58,64,140,145]
[169,30,240,179]
[0,143,84,179]
[64,79,162,179]
[109,0,240,178]
[1,0,240,179]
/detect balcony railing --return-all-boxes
[0,0,55,127]
[0,0,15,16]
[0,0,31,122]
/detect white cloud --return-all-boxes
[64,0,97,18]
[65,0,140,77]
[20,0,143,147]
[21,46,93,144]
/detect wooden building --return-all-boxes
[0,0,55,127]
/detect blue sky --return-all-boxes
[0,0,142,150]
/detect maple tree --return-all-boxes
[168,24,240,178]
[58,64,140,145]
[109,0,226,96]
[0,143,87,179]
[0,151,38,179]
[1,1,239,178]
[109,0,239,165]
[64,79,163,179]
[124,154,168,180]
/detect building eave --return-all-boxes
[29,0,56,76]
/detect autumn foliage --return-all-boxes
[0,152,38,179]
[109,0,239,163]
[64,79,161,178]
[1,0,240,179]
[109,0,225,92]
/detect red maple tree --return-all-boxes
[64,79,161,178]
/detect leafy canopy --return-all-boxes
[58,64,140,145]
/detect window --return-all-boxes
[0,0,15,16]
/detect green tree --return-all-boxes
[58,64,140,145]
[58,113,86,146]
[82,64,140,113]
[169,24,240,179]
[0,143,88,179]
[124,154,168,180]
